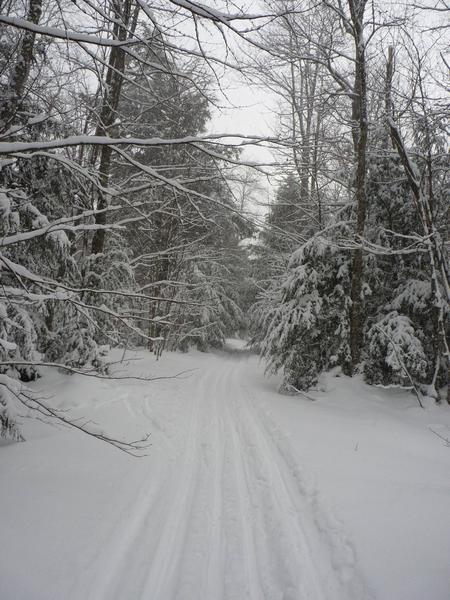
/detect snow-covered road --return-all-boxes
[87,357,366,600]
[1,344,450,599]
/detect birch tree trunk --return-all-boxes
[385,47,450,402]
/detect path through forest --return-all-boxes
[2,343,450,600]
[83,346,367,600]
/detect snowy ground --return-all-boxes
[1,342,450,600]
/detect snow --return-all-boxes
[0,191,10,218]
[254,369,450,600]
[1,343,449,600]
[0,15,142,48]
[0,132,275,155]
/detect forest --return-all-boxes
[0,0,448,441]
[1,2,450,599]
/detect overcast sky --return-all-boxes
[209,78,277,163]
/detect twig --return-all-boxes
[0,361,197,382]
[429,427,450,448]
[282,382,317,401]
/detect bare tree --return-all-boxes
[385,43,450,401]
[0,0,287,443]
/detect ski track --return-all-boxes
[88,354,370,600]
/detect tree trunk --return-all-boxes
[385,48,450,402]
[91,0,137,255]
[348,0,368,373]
[0,0,43,136]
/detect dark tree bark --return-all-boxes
[0,0,43,136]
[91,0,138,255]
[348,0,368,372]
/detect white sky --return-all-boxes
[208,78,278,216]
[208,79,277,164]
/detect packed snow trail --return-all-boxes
[83,351,368,600]
[3,346,450,600]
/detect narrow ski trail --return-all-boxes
[90,352,369,600]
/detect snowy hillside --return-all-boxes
[1,344,449,600]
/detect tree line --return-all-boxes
[251,0,449,405]
[0,0,448,446]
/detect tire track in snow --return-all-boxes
[86,368,203,600]
[231,359,370,599]
[213,361,265,600]
[87,353,370,600]
[224,362,327,600]
[151,360,254,600]
[138,363,220,599]
[163,364,226,600]
[200,367,226,600]
[145,359,265,600]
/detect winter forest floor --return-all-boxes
[1,341,450,600]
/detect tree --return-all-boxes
[0,0,43,137]
[0,0,280,442]
[253,0,449,401]
[384,42,449,401]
